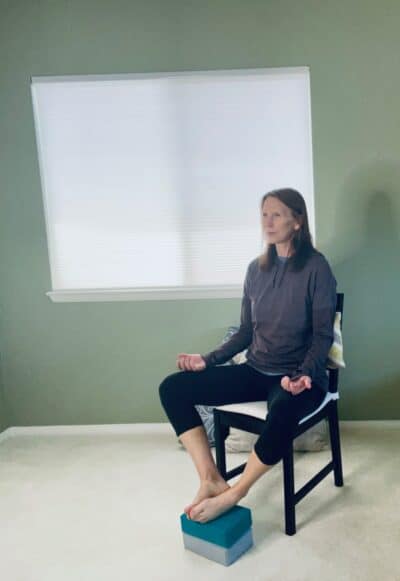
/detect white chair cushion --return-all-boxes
[216,392,339,453]
[215,391,338,425]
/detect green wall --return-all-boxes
[0,359,8,432]
[0,0,399,429]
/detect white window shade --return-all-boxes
[31,67,315,302]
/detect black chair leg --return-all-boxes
[282,443,296,535]
[214,411,229,480]
[328,403,344,487]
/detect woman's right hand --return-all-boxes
[176,353,206,372]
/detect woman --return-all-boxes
[159,188,337,524]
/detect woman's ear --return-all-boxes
[294,216,304,230]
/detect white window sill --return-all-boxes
[46,286,242,302]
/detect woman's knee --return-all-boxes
[255,418,296,465]
[254,439,281,466]
[267,394,297,422]
[158,371,181,404]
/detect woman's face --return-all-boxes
[261,196,300,246]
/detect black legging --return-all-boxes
[159,363,326,466]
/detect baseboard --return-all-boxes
[0,422,174,443]
[337,420,400,429]
[0,420,399,444]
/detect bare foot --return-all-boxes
[184,478,230,518]
[188,487,243,523]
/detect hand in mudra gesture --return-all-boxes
[281,375,312,396]
[176,353,206,372]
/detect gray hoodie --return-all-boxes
[202,250,337,393]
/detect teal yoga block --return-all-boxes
[180,506,253,566]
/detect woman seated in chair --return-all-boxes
[159,188,337,523]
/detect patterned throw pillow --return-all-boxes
[194,404,217,446]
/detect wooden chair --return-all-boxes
[213,293,344,535]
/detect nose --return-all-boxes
[264,217,274,228]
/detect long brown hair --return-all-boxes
[258,188,315,271]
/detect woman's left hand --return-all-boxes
[281,375,312,395]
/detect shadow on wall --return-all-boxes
[331,160,400,419]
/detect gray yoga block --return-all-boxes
[182,527,254,566]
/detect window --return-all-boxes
[31,67,315,302]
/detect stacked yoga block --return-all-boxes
[180,506,253,566]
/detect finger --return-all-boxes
[289,380,301,390]
[290,383,303,394]
[300,376,311,389]
[189,358,197,371]
[191,358,201,371]
[177,354,187,370]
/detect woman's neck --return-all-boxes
[275,242,294,258]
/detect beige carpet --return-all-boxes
[0,421,399,581]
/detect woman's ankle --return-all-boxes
[200,472,227,485]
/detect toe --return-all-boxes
[189,503,204,521]
[185,499,201,517]
[188,508,198,520]
[185,505,196,519]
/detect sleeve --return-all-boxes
[201,262,254,367]
[291,257,337,383]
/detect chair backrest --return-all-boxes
[328,292,344,394]
[335,292,344,327]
